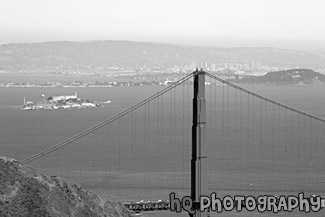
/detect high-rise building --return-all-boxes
[250,63,256,71]
[205,62,209,69]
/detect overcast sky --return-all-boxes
[0,0,324,50]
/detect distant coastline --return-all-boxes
[1,79,177,88]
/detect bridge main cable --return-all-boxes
[21,72,195,165]
[205,72,325,123]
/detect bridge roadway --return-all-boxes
[122,200,170,212]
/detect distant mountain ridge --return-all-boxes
[0,40,324,73]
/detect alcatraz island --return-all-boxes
[22,92,111,110]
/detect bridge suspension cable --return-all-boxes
[205,71,325,197]
[205,72,325,123]
[19,70,325,206]
[23,71,325,166]
[21,72,195,165]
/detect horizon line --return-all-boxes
[0,39,322,52]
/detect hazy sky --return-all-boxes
[1,0,325,50]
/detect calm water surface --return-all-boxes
[1,74,325,216]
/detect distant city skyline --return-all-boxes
[1,0,325,50]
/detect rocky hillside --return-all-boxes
[0,156,131,217]
[236,69,325,85]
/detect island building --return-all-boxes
[50,92,78,102]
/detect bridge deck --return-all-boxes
[122,200,170,212]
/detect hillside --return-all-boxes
[0,40,325,73]
[0,156,130,217]
[236,69,325,85]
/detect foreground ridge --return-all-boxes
[0,156,131,217]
